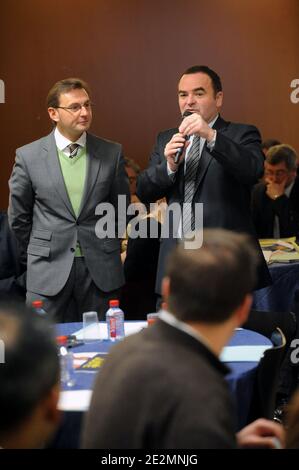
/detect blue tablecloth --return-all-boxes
[253,262,299,312]
[55,322,271,437]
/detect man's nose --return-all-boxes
[273,174,281,183]
[186,94,196,105]
[80,106,88,116]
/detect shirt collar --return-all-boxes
[54,127,86,152]
[285,180,295,197]
[208,113,219,128]
[159,309,215,354]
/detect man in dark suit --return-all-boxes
[8,78,130,321]
[137,65,270,297]
[251,144,299,239]
[0,212,26,300]
[82,229,283,449]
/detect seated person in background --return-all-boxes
[121,198,166,319]
[251,144,299,239]
[262,138,281,156]
[82,229,283,449]
[124,157,141,204]
[0,302,60,448]
[121,157,143,259]
[0,211,26,300]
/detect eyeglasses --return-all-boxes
[264,169,288,177]
[56,102,93,113]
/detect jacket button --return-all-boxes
[70,248,75,252]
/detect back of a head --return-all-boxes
[166,229,258,323]
[266,144,298,171]
[0,302,59,443]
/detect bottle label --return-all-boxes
[109,317,117,339]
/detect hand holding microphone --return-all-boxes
[174,110,193,164]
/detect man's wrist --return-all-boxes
[206,129,217,149]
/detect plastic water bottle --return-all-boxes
[59,345,75,387]
[106,299,125,341]
[32,300,47,317]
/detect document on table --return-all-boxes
[74,321,147,340]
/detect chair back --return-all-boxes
[244,309,296,349]
[248,327,287,421]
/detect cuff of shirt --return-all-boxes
[206,130,217,151]
[167,162,177,180]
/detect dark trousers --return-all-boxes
[26,257,120,322]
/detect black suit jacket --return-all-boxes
[82,320,237,449]
[137,116,271,292]
[0,212,26,299]
[251,177,299,239]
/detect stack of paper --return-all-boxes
[259,236,299,264]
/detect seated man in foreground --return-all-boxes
[82,229,283,449]
[0,302,60,448]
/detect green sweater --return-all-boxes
[58,147,87,256]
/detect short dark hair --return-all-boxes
[46,77,91,108]
[181,65,222,95]
[0,303,59,436]
[124,157,141,175]
[262,139,281,151]
[266,144,297,171]
[166,229,258,323]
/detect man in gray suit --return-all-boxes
[8,78,130,321]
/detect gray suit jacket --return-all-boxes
[8,131,130,296]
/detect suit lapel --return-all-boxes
[43,132,76,217]
[193,116,229,195]
[77,134,101,218]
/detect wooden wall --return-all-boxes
[1,0,298,209]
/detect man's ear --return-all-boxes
[216,91,223,108]
[48,107,59,124]
[234,294,252,328]
[41,382,61,426]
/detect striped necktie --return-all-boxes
[68,143,80,158]
[182,135,201,234]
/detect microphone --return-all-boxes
[174,110,193,164]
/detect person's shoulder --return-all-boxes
[87,133,121,151]
[157,127,177,140]
[225,120,260,134]
[16,132,53,155]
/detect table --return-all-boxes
[253,262,299,312]
[49,323,271,448]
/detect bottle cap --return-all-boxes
[56,335,68,345]
[32,300,43,308]
[109,299,119,308]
